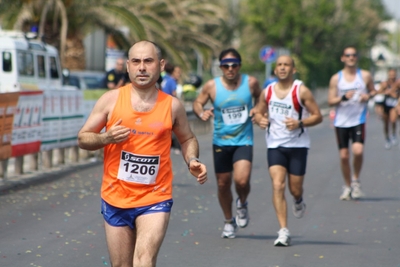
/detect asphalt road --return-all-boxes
[0,111,399,267]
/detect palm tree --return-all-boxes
[0,0,68,66]
[38,0,68,66]
[0,0,228,72]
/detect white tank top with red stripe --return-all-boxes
[265,79,310,148]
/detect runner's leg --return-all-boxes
[269,165,288,229]
[104,222,136,267]
[134,212,170,267]
[216,172,233,220]
[233,159,251,204]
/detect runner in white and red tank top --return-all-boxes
[251,55,322,247]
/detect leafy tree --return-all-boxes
[240,0,390,87]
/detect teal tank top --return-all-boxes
[213,74,254,146]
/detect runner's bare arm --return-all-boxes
[328,74,341,106]
[377,81,387,94]
[172,98,207,184]
[192,80,214,121]
[299,85,323,127]
[250,89,269,129]
[249,76,262,105]
[78,90,130,150]
[360,70,376,101]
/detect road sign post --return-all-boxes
[259,46,277,85]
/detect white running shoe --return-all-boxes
[236,198,249,228]
[339,186,352,200]
[385,140,391,150]
[351,181,364,199]
[221,218,238,239]
[391,136,398,146]
[274,228,291,246]
[292,200,306,219]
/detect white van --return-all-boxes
[0,30,64,93]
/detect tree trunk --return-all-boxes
[64,36,86,70]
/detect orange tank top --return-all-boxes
[101,85,174,208]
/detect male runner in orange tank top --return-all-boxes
[78,40,207,267]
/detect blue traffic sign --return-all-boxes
[259,46,277,63]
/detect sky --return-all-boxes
[382,0,400,20]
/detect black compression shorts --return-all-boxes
[267,147,308,176]
[213,145,253,173]
[335,124,365,149]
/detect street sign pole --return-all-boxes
[259,46,277,86]
[265,62,271,85]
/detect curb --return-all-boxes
[0,160,102,194]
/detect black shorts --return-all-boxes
[335,124,365,149]
[213,145,253,173]
[267,147,308,176]
[383,96,398,114]
[383,105,395,115]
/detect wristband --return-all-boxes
[187,157,201,169]
[341,94,348,101]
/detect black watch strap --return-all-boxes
[187,157,201,169]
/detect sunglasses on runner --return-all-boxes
[220,63,239,69]
[344,53,357,58]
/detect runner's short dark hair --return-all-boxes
[219,48,241,62]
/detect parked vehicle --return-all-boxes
[0,30,70,93]
[64,70,106,90]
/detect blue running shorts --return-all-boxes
[101,199,173,229]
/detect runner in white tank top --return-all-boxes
[265,79,310,148]
[376,69,400,149]
[328,46,376,201]
[334,69,368,128]
[251,55,322,247]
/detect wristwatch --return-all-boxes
[187,157,201,169]
[298,120,304,129]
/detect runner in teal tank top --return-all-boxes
[193,48,262,238]
[213,74,254,146]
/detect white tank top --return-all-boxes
[334,69,368,127]
[265,80,310,148]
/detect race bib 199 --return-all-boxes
[221,105,248,125]
[117,151,160,184]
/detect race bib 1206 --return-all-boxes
[117,151,160,184]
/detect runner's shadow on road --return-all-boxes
[355,196,400,202]
[236,235,276,240]
[173,183,197,188]
[292,240,352,246]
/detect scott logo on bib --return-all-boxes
[118,151,160,184]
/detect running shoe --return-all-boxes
[236,198,249,228]
[221,218,238,239]
[391,136,398,146]
[274,228,291,247]
[339,186,352,200]
[351,181,364,199]
[292,199,306,219]
[385,139,391,150]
